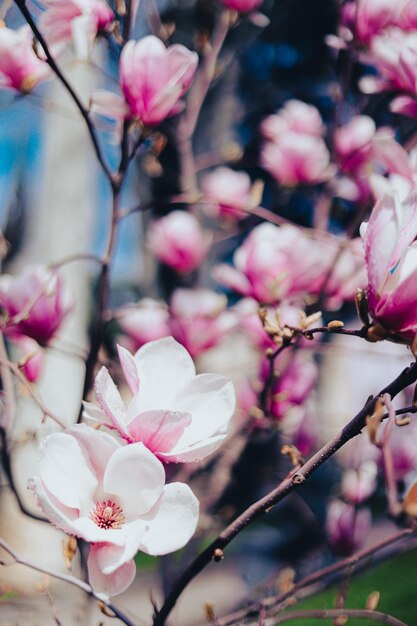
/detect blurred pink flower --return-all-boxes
[120,35,198,126]
[30,424,199,597]
[341,460,378,504]
[341,0,401,44]
[260,101,334,186]
[116,299,170,351]
[147,211,211,273]
[218,0,263,12]
[0,25,50,93]
[40,0,114,58]
[326,500,371,555]
[7,334,44,383]
[201,167,255,220]
[361,193,417,340]
[0,266,73,346]
[169,288,236,358]
[84,337,236,463]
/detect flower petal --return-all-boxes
[139,482,199,555]
[67,423,121,485]
[130,337,195,413]
[126,409,192,453]
[94,366,129,437]
[88,545,136,597]
[117,344,139,395]
[159,434,225,463]
[103,442,165,519]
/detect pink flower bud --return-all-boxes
[169,288,236,358]
[326,500,371,556]
[116,299,170,351]
[218,0,263,12]
[201,167,254,220]
[361,193,417,340]
[120,36,198,126]
[0,26,50,93]
[147,211,211,273]
[7,334,44,382]
[341,461,378,504]
[0,266,73,345]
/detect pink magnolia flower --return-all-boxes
[326,500,371,556]
[218,0,263,12]
[40,0,114,58]
[0,25,50,93]
[147,211,211,273]
[341,460,378,505]
[260,101,334,186]
[201,167,256,220]
[120,36,198,126]
[341,0,401,44]
[84,337,236,463]
[8,334,44,383]
[0,266,73,345]
[30,424,199,596]
[169,288,236,358]
[360,192,417,341]
[116,299,170,351]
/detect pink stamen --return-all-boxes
[90,499,125,529]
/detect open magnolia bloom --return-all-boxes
[30,425,199,597]
[361,192,417,340]
[84,337,236,463]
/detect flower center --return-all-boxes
[90,499,125,529]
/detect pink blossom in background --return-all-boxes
[218,0,263,12]
[334,116,376,174]
[40,0,114,58]
[30,425,199,596]
[0,25,50,93]
[361,192,417,340]
[147,211,211,273]
[260,101,335,186]
[84,337,236,463]
[326,500,371,556]
[0,266,73,345]
[116,299,170,351]
[201,167,255,220]
[341,460,378,505]
[169,288,236,358]
[341,0,401,44]
[7,334,44,382]
[120,36,198,126]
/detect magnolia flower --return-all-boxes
[84,337,236,463]
[120,36,198,126]
[201,167,256,220]
[0,266,73,345]
[40,0,114,58]
[360,192,417,341]
[30,425,199,596]
[341,0,401,44]
[0,25,50,93]
[341,461,378,505]
[326,500,371,555]
[116,299,170,351]
[169,288,237,358]
[7,334,44,382]
[262,100,325,140]
[218,0,263,12]
[147,211,211,273]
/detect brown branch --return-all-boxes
[0,537,138,626]
[153,360,417,626]
[262,608,407,625]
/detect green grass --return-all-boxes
[282,548,417,625]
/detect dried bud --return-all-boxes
[355,288,370,326]
[366,591,380,611]
[276,567,295,594]
[327,320,344,330]
[213,548,224,562]
[281,444,304,466]
[396,415,411,426]
[63,536,77,570]
[204,601,216,621]
[366,324,387,343]
[366,396,385,445]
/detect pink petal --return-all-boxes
[117,344,139,395]
[139,482,199,555]
[88,545,136,597]
[126,409,192,453]
[103,442,165,518]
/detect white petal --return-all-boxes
[139,482,199,555]
[103,442,165,519]
[131,337,196,413]
[67,423,121,484]
[175,374,236,443]
[88,546,136,598]
[117,344,139,395]
[159,434,225,463]
[94,367,129,437]
[38,433,97,514]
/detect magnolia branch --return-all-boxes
[0,538,137,626]
[252,608,407,626]
[153,359,417,626]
